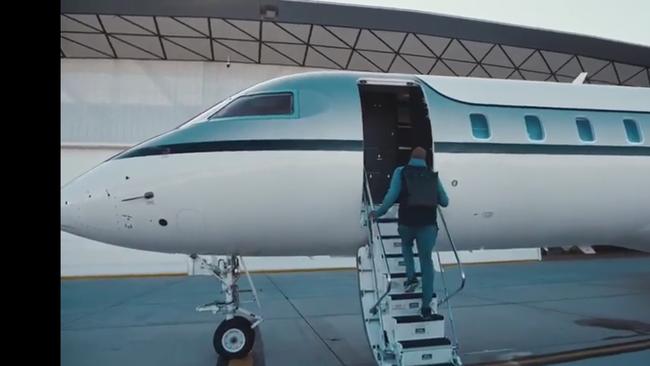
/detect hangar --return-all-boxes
[60,2,650,365]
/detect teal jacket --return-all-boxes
[374,158,449,217]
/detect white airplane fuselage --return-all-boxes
[61,71,650,256]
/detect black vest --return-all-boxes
[398,165,438,226]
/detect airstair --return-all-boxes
[358,172,466,366]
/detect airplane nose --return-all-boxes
[61,175,120,243]
[61,186,81,234]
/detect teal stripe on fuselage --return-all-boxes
[435,142,650,155]
[113,139,650,159]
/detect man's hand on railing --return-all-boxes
[368,210,378,221]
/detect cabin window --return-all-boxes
[209,92,293,119]
[623,119,642,143]
[576,117,594,142]
[470,113,490,139]
[524,115,544,141]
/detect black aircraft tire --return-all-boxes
[213,316,255,359]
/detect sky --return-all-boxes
[316,0,650,46]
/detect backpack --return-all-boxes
[401,165,438,208]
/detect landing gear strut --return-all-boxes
[193,255,263,359]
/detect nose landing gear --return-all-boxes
[214,316,255,358]
[193,255,263,359]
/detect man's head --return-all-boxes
[411,147,427,160]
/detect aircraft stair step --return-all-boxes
[377,217,398,223]
[389,292,437,315]
[382,235,401,240]
[388,257,421,273]
[391,272,422,278]
[382,239,419,255]
[390,273,425,293]
[399,338,453,366]
[393,314,444,323]
[386,252,419,258]
[393,315,445,341]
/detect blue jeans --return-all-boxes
[398,224,438,309]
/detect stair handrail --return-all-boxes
[436,207,466,306]
[363,171,392,316]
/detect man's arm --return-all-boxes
[373,167,403,217]
[437,177,449,207]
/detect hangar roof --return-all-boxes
[61,0,650,87]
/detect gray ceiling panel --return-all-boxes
[61,33,113,56]
[389,55,418,74]
[460,40,494,61]
[520,70,550,81]
[589,63,619,84]
[356,29,392,52]
[157,17,203,37]
[430,61,456,76]
[614,63,645,82]
[508,70,524,80]
[100,15,152,35]
[262,22,303,43]
[313,46,352,68]
[212,40,255,63]
[217,39,259,62]
[163,39,207,60]
[348,51,381,72]
[310,26,347,47]
[175,17,209,36]
[276,22,311,43]
[61,14,101,32]
[400,34,433,57]
[444,59,476,76]
[61,36,110,58]
[556,57,583,77]
[501,45,534,67]
[326,26,360,47]
[110,35,162,59]
[373,30,407,51]
[123,16,157,34]
[402,54,436,74]
[469,65,491,78]
[266,42,307,64]
[417,34,451,57]
[211,19,256,40]
[358,50,395,71]
[482,46,513,68]
[164,37,211,60]
[623,69,649,87]
[261,44,299,65]
[540,50,573,72]
[520,51,550,73]
[483,65,514,78]
[578,56,609,74]
[305,47,340,69]
[442,39,475,62]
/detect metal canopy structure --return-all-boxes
[61,0,650,87]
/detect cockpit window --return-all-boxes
[208,92,293,119]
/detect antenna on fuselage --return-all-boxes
[572,72,588,84]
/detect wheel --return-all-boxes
[213,316,255,359]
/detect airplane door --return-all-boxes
[358,80,434,203]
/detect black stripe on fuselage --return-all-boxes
[114,139,364,159]
[435,142,650,156]
[114,139,650,159]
